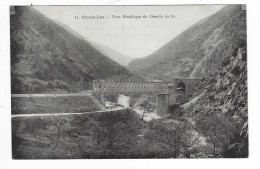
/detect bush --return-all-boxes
[231,65,241,76]
[208,94,215,101]
[242,52,247,62]
[222,57,231,67]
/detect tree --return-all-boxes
[145,117,196,158]
[196,108,236,157]
[48,116,66,150]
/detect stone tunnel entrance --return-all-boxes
[177,82,186,92]
[175,82,186,104]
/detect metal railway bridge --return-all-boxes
[93,77,201,114]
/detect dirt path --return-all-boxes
[11,107,126,118]
[11,93,92,98]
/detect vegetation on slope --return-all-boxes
[128,5,246,80]
[11,95,102,115]
[11,108,208,159]
[11,6,141,94]
[12,109,144,159]
[131,41,248,158]
[181,42,247,157]
[55,20,134,66]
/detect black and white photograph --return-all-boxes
[9,4,248,159]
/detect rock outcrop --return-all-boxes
[182,42,248,157]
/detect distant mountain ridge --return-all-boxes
[55,20,134,66]
[90,42,134,66]
[11,6,141,94]
[128,5,246,81]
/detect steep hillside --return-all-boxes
[12,109,145,159]
[128,5,246,80]
[11,95,103,115]
[11,6,140,94]
[182,42,247,157]
[55,20,134,66]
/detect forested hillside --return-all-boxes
[128,5,246,80]
[11,7,140,94]
[12,109,145,159]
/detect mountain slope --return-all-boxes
[182,42,247,157]
[55,20,134,66]
[128,5,246,80]
[11,6,141,94]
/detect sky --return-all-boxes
[34,5,224,58]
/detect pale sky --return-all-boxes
[34,5,224,58]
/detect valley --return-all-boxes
[128,5,246,81]
[10,5,247,159]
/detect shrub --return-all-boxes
[231,65,241,76]
[222,57,231,67]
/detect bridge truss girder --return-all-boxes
[93,80,169,95]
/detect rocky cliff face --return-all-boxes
[182,43,247,157]
[128,5,246,81]
[11,7,140,94]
